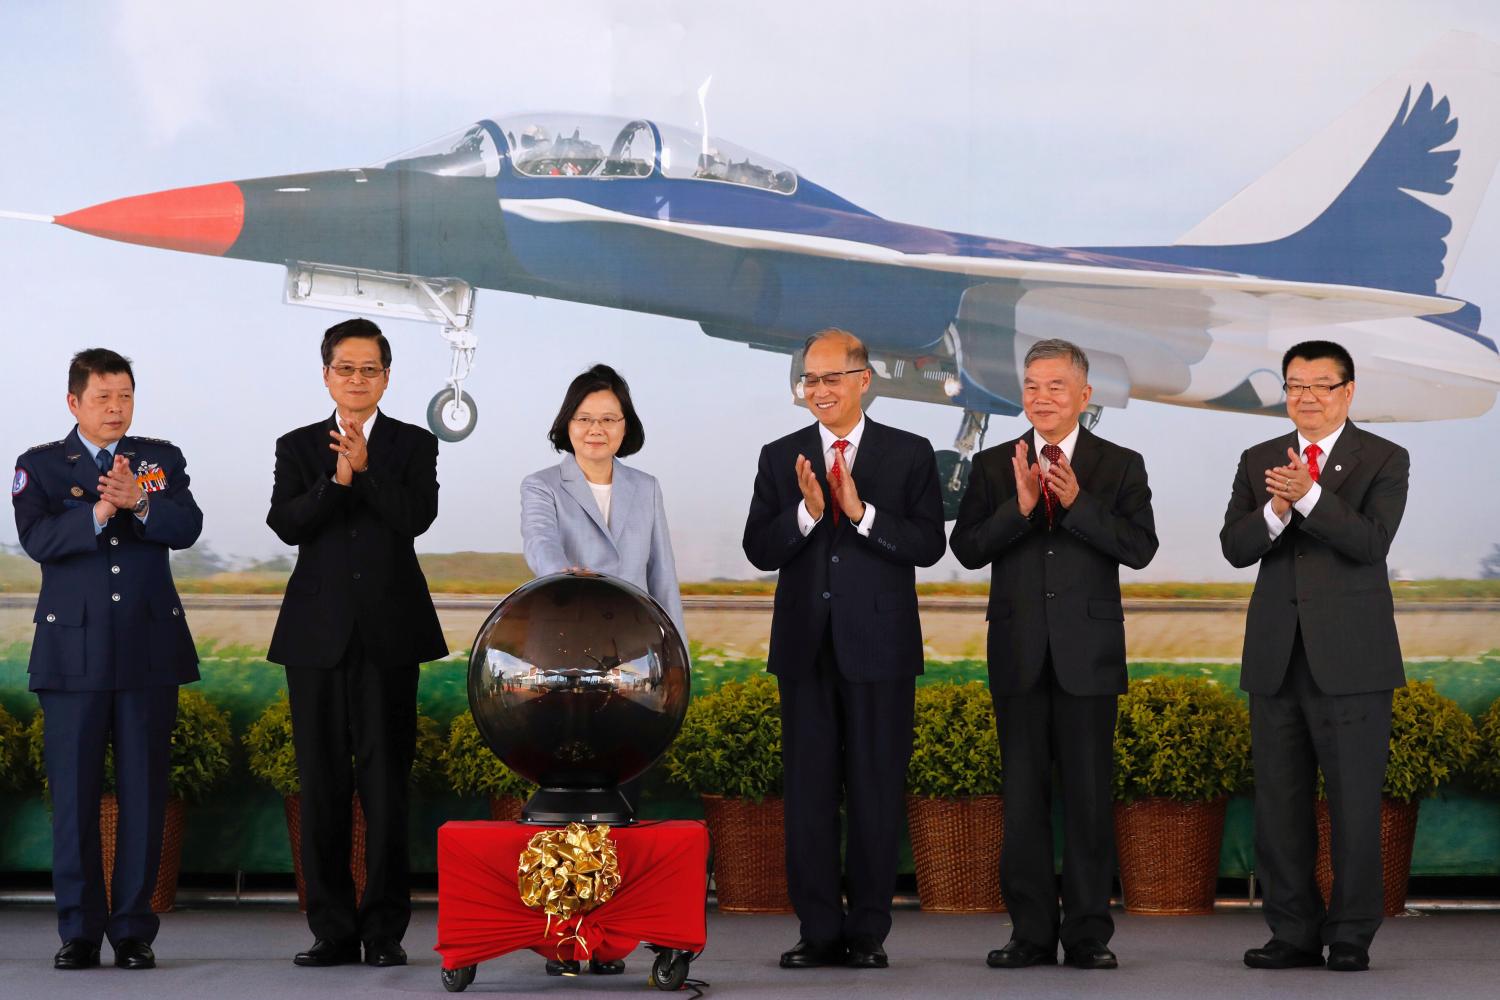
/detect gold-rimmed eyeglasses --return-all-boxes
[571,415,625,429]
[326,364,388,380]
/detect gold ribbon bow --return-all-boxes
[518,822,622,958]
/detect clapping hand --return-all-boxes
[1264,446,1314,515]
[1044,451,1080,509]
[1012,440,1041,516]
[96,455,141,518]
[830,447,866,523]
[329,417,371,485]
[795,454,825,520]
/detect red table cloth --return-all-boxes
[435,820,709,969]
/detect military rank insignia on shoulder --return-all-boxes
[22,439,63,455]
[132,435,175,447]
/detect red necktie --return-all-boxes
[1304,443,1322,483]
[829,439,850,524]
[1040,443,1063,528]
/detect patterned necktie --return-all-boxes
[1039,444,1063,528]
[95,448,112,477]
[1304,443,1322,483]
[828,439,851,524]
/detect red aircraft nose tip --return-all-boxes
[54,181,245,256]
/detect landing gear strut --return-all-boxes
[428,323,479,443]
[934,409,988,520]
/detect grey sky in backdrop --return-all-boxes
[2,0,1499,582]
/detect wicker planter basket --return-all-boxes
[905,794,1005,912]
[1114,796,1228,915]
[1315,797,1420,917]
[489,797,525,822]
[284,793,368,912]
[701,794,793,913]
[101,794,186,913]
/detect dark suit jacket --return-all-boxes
[267,411,447,669]
[13,428,202,691]
[1220,420,1408,696]
[950,426,1157,696]
[742,418,946,682]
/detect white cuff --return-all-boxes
[1263,498,1291,540]
[854,501,876,536]
[1293,481,1322,518]
[797,499,821,537]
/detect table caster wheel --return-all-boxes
[651,951,689,991]
[441,964,476,992]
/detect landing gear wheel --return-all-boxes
[441,965,476,992]
[650,951,689,991]
[427,388,478,442]
[935,449,972,521]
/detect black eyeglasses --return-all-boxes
[799,368,868,389]
[1283,380,1349,399]
[327,364,388,380]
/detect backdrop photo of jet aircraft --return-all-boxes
[6,32,1498,516]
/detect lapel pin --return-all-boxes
[1334,465,1342,472]
[70,486,84,497]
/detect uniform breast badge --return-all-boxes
[135,460,168,493]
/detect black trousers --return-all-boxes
[286,635,419,944]
[992,654,1118,949]
[1250,631,1392,952]
[38,686,177,946]
[777,632,915,945]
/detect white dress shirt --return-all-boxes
[797,415,878,537]
[588,479,613,528]
[1264,423,1344,540]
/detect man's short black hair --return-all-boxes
[68,348,134,398]
[321,317,392,369]
[547,364,646,458]
[1282,340,1355,383]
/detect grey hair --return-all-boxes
[802,328,869,370]
[1023,338,1089,379]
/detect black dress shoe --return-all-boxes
[1063,939,1118,970]
[545,958,582,976]
[293,938,362,967]
[363,938,407,967]
[780,938,848,969]
[1243,938,1324,969]
[1326,943,1370,972]
[589,957,626,974]
[53,939,101,970]
[986,938,1057,968]
[113,938,156,970]
[845,936,888,969]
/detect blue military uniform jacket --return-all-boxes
[12,427,202,692]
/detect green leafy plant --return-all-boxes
[1472,694,1500,795]
[0,704,30,792]
[443,712,535,800]
[663,674,782,801]
[23,690,232,803]
[907,681,1001,797]
[1113,676,1251,803]
[1382,680,1479,802]
[243,694,445,797]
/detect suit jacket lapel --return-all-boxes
[1069,426,1103,489]
[852,419,885,492]
[608,459,637,544]
[1314,420,1361,495]
[320,413,340,478]
[559,453,615,545]
[367,409,396,463]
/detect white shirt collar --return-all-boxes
[1297,421,1344,461]
[336,409,378,438]
[1034,421,1081,468]
[818,413,866,455]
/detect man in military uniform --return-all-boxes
[11,348,202,971]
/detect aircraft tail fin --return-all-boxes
[1170,31,1500,296]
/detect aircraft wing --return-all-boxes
[500,197,1464,325]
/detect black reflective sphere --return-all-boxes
[467,572,690,792]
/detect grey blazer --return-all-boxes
[520,453,686,639]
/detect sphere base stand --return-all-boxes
[521,786,634,825]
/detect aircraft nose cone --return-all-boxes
[55,181,245,255]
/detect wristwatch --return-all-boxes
[133,494,149,517]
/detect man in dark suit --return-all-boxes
[267,318,448,969]
[743,328,946,971]
[12,348,202,971]
[1222,340,1407,973]
[951,338,1157,972]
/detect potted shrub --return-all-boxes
[444,711,535,821]
[0,704,27,794]
[1471,693,1500,794]
[662,674,790,912]
[245,693,446,909]
[1315,680,1478,916]
[27,690,233,912]
[905,681,1004,912]
[1112,676,1251,915]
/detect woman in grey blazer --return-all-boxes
[518,364,686,978]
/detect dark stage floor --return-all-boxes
[0,904,1496,999]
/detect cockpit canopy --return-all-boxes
[379,114,798,194]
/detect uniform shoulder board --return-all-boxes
[22,439,64,455]
[132,436,175,446]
